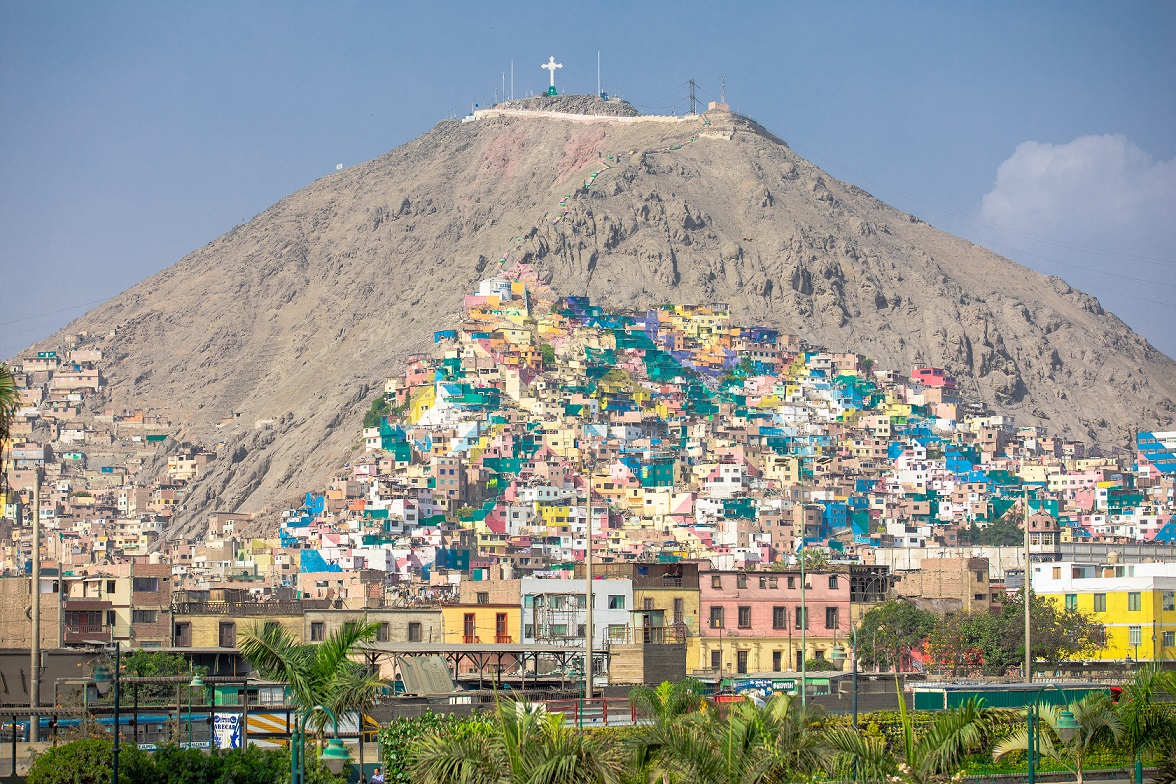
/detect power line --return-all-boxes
[0,296,115,327]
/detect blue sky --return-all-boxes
[2,1,1174,357]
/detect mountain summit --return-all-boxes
[29,98,1176,532]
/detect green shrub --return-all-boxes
[28,739,348,784]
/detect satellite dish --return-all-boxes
[336,163,343,171]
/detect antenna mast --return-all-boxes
[689,79,697,114]
[511,60,514,100]
[721,75,726,104]
[597,50,601,96]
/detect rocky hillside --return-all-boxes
[26,99,1176,536]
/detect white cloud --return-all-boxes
[975,134,1176,357]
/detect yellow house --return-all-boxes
[1033,561,1176,663]
[441,603,522,645]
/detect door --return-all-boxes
[736,650,748,674]
[174,622,191,647]
[495,613,509,643]
[463,613,477,643]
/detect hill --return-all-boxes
[23,99,1176,536]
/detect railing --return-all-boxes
[171,600,311,616]
[604,625,688,646]
[495,635,513,644]
[64,624,111,643]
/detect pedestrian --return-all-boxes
[370,767,385,784]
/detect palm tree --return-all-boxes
[629,679,706,726]
[1117,668,1176,784]
[409,700,623,784]
[642,692,830,784]
[994,693,1124,784]
[827,695,1000,784]
[239,619,385,742]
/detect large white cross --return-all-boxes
[541,56,562,88]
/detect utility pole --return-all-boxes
[30,467,41,742]
[1023,484,1032,684]
[689,79,697,115]
[584,423,594,700]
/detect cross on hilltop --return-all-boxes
[541,56,562,96]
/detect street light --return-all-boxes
[89,641,121,784]
[1026,684,1081,784]
[291,705,351,784]
[186,674,210,749]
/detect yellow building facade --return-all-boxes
[1034,561,1176,663]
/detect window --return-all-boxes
[825,607,839,629]
[711,575,722,589]
[1129,626,1142,647]
[828,575,838,589]
[218,622,236,648]
[1065,594,1078,610]
[408,622,422,642]
[736,650,748,674]
[132,610,157,624]
[772,650,783,672]
[525,624,535,639]
[132,577,159,592]
[608,595,625,610]
[737,575,747,589]
[711,650,722,670]
[476,592,490,605]
[788,576,796,589]
[772,606,787,629]
[496,613,508,641]
[759,576,767,589]
[463,613,477,642]
[106,580,117,594]
[608,624,626,641]
[1094,594,1107,613]
[1052,567,1061,580]
[710,606,725,629]
[106,610,116,626]
[795,607,808,630]
[523,596,534,609]
[738,606,752,628]
[974,570,986,583]
[644,597,655,611]
[377,623,390,643]
[1129,592,1142,612]
[310,622,325,641]
[1164,591,1175,611]
[1164,631,1175,648]
[673,598,684,625]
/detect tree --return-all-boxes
[539,343,556,367]
[121,649,205,702]
[1115,667,1176,782]
[240,620,385,741]
[363,395,391,428]
[856,601,937,671]
[992,592,1106,672]
[628,678,705,725]
[827,695,1002,784]
[408,700,622,784]
[640,692,832,784]
[994,693,1123,784]
[924,612,987,677]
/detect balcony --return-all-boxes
[495,634,513,644]
[64,624,112,645]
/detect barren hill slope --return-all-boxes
[29,99,1176,535]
